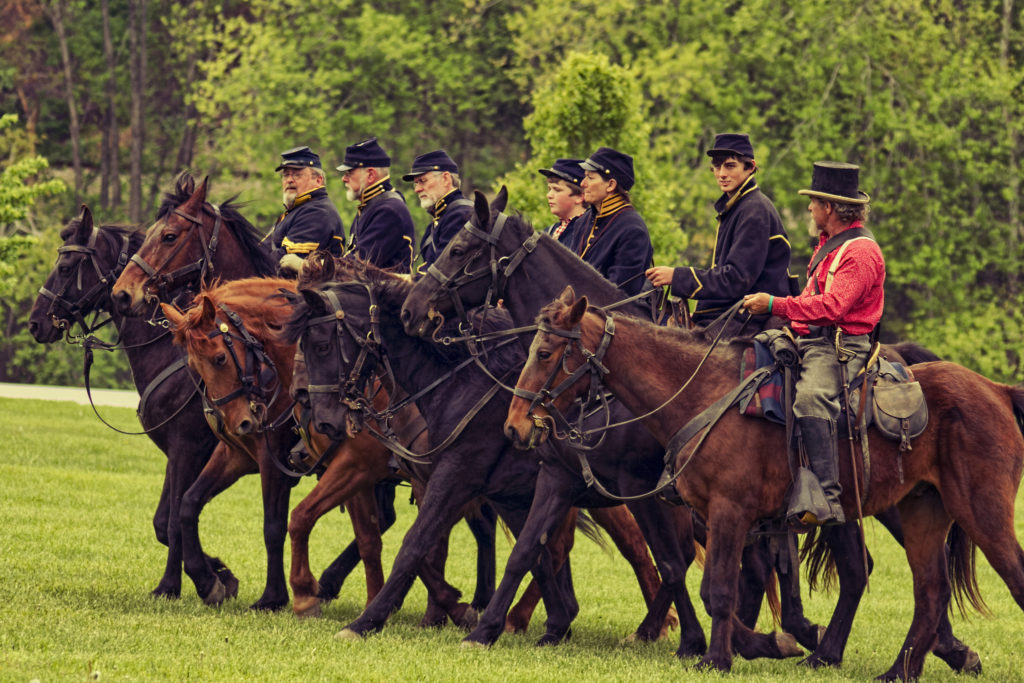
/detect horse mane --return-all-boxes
[173,277,296,353]
[159,171,276,277]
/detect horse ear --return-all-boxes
[75,205,94,244]
[301,288,327,316]
[473,190,489,228]
[160,302,185,330]
[189,176,209,208]
[197,294,217,326]
[557,285,576,306]
[321,254,336,281]
[568,295,588,327]
[492,186,508,214]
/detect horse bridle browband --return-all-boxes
[129,204,223,302]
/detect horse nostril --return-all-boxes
[28,320,38,336]
[400,307,411,325]
[236,419,253,435]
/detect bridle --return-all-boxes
[198,302,291,440]
[299,282,513,466]
[129,204,224,303]
[39,224,132,339]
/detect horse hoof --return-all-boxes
[452,605,479,631]
[461,639,488,650]
[293,599,322,619]
[216,568,239,599]
[961,649,982,675]
[800,653,839,670]
[335,628,362,641]
[775,631,804,658]
[202,579,227,606]
[535,627,571,647]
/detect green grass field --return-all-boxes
[1,397,1022,681]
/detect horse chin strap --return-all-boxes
[512,312,616,449]
[129,204,223,305]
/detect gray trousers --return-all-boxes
[793,333,872,421]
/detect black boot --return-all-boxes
[796,417,845,526]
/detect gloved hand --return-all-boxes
[278,253,305,278]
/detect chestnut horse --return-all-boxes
[401,188,980,672]
[28,206,228,600]
[508,287,1024,679]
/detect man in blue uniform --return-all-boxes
[268,146,345,277]
[646,133,797,332]
[539,158,587,245]
[573,147,654,296]
[402,149,473,270]
[337,137,415,272]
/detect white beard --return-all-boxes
[346,187,358,202]
[418,194,435,211]
[283,190,297,210]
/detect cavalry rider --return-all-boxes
[571,146,654,296]
[646,133,798,334]
[402,149,473,272]
[337,137,416,272]
[743,161,885,526]
[539,158,587,244]
[268,146,345,277]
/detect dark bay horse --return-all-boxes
[161,276,495,624]
[28,205,230,600]
[508,287,1024,679]
[297,252,677,637]
[400,189,981,673]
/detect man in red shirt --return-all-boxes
[743,161,884,525]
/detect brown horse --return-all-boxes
[506,287,1024,680]
[161,277,491,625]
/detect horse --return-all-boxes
[507,286,1024,679]
[27,205,231,601]
[400,188,982,673]
[297,252,677,637]
[106,172,382,610]
[161,276,497,624]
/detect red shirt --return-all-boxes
[774,222,885,336]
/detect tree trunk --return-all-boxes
[101,0,121,210]
[128,0,147,223]
[48,0,82,206]
[1001,0,1021,262]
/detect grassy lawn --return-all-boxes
[0,396,1022,681]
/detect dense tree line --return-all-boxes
[2,0,1021,386]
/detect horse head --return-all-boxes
[163,278,296,439]
[401,186,514,337]
[504,285,594,449]
[30,204,138,343]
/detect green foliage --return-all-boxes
[0,114,66,227]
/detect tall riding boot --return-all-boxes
[796,417,845,526]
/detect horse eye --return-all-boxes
[58,264,71,276]
[161,231,178,244]
[315,343,329,355]
[214,353,227,367]
[536,350,552,361]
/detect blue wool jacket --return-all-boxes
[417,189,473,270]
[348,179,415,272]
[568,198,654,296]
[270,187,345,262]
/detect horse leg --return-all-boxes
[180,442,256,604]
[288,452,383,617]
[319,479,398,601]
[464,476,578,647]
[251,444,297,611]
[874,502,982,674]
[877,493,953,681]
[699,499,802,671]
[801,522,869,668]
[338,467,478,638]
[465,501,497,611]
[625,499,707,658]
[150,460,179,598]
[590,505,679,638]
[504,509,576,634]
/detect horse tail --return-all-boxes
[764,571,782,628]
[575,510,612,554]
[800,527,839,593]
[948,522,991,617]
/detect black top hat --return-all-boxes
[539,158,585,187]
[798,161,870,204]
[336,137,391,172]
[402,150,459,182]
[275,146,322,171]
[579,147,635,191]
[705,133,755,160]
